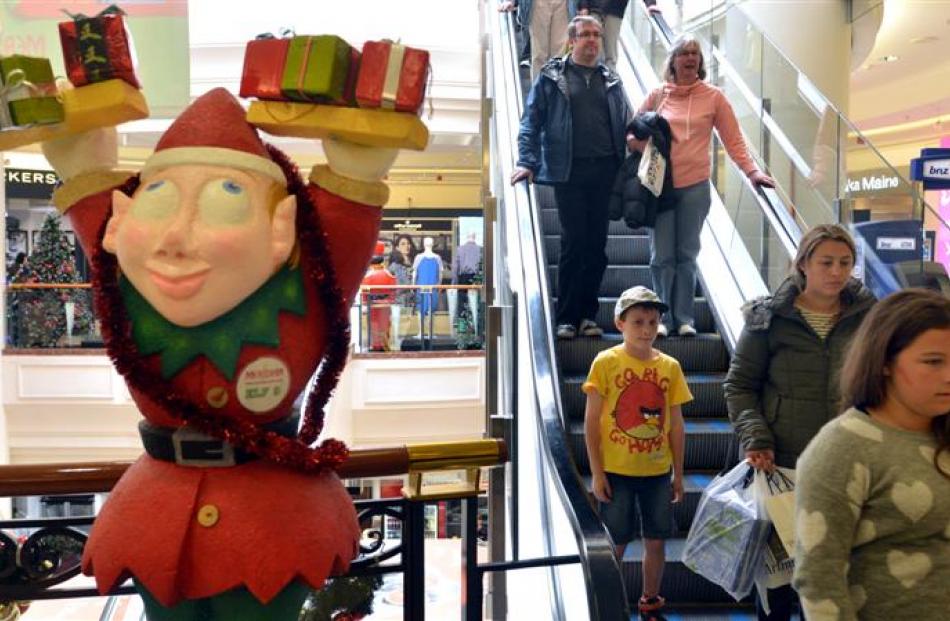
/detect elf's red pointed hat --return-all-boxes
[140,87,285,183]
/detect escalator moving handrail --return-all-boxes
[490,9,629,620]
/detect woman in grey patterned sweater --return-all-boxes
[793,289,950,620]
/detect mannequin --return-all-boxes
[411,236,443,338]
[451,231,482,331]
[361,242,397,351]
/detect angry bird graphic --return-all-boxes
[614,376,666,440]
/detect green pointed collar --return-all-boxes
[121,266,307,381]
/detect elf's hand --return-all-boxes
[323,137,399,183]
[41,127,118,181]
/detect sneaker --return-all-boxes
[677,324,697,337]
[638,595,666,619]
[578,319,603,337]
[656,324,668,338]
[556,323,576,339]
[519,59,530,68]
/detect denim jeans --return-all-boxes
[553,156,619,327]
[649,181,711,329]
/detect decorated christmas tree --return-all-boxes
[10,214,94,347]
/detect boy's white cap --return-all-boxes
[614,286,669,319]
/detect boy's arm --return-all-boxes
[583,390,610,502]
[669,404,685,503]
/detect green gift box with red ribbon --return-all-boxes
[0,55,64,128]
[279,35,355,103]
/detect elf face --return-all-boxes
[104,164,297,327]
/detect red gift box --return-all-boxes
[240,37,291,101]
[330,47,361,106]
[59,6,140,88]
[356,40,429,115]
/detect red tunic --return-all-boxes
[67,176,380,606]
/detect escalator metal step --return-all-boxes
[552,296,715,335]
[568,420,737,475]
[548,265,703,297]
[559,373,728,422]
[556,334,729,376]
[544,234,651,265]
[621,538,739,605]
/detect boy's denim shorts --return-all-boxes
[599,471,674,544]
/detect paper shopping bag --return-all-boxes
[637,137,665,197]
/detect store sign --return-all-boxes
[4,168,60,199]
[876,237,915,251]
[923,159,950,180]
[845,174,900,194]
[384,219,454,233]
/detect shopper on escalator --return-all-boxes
[574,0,628,70]
[628,34,775,338]
[793,288,950,621]
[499,0,576,79]
[511,15,630,340]
[723,224,876,621]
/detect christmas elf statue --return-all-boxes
[40,88,399,620]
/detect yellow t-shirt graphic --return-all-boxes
[583,345,692,476]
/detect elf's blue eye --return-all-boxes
[222,180,243,195]
[145,180,165,192]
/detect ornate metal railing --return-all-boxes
[0,439,508,620]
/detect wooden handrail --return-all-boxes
[0,439,508,497]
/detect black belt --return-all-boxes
[139,415,300,468]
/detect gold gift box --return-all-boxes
[0,79,148,151]
[247,101,428,151]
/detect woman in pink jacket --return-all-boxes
[632,34,774,337]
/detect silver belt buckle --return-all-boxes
[171,426,236,467]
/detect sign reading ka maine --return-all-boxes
[910,148,950,190]
[846,174,900,193]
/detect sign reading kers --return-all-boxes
[4,168,60,200]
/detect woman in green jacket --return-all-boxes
[723,223,876,621]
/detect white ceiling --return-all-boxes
[848,0,950,146]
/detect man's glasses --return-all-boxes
[576,31,602,40]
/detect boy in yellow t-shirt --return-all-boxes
[583,286,691,620]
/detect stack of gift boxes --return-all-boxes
[239,34,430,116]
[0,5,140,131]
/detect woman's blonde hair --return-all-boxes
[663,34,707,83]
[792,223,856,283]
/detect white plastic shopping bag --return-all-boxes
[637,137,666,198]
[682,462,772,601]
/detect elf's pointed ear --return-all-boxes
[270,194,297,268]
[103,190,133,255]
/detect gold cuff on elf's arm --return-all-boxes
[309,165,390,207]
[51,170,136,214]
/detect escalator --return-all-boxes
[484,1,949,619]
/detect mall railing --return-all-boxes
[629,0,950,299]
[354,283,485,353]
[0,439,508,621]
[484,4,629,620]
